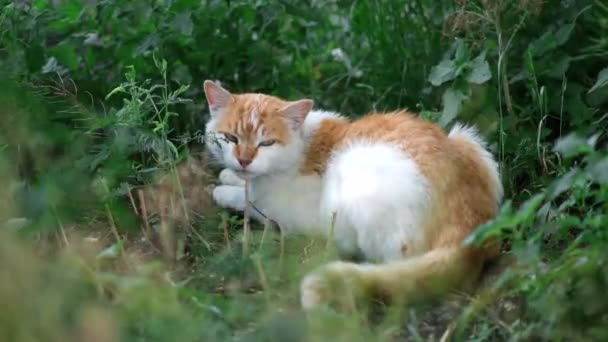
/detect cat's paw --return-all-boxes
[212,185,245,211]
[218,168,246,186]
[300,261,364,311]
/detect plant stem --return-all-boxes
[242,173,251,256]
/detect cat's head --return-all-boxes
[203,80,313,177]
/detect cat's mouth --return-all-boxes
[233,169,247,177]
[230,168,257,179]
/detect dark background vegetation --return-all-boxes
[0,0,607,341]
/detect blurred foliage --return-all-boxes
[1,0,608,341]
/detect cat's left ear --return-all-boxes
[204,80,233,117]
[280,99,313,130]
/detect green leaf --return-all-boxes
[49,43,80,71]
[588,67,608,94]
[546,55,571,78]
[528,30,555,57]
[589,157,608,184]
[517,194,546,222]
[84,48,97,69]
[429,39,472,86]
[96,241,124,260]
[41,57,61,74]
[464,194,545,247]
[528,23,574,59]
[466,51,492,84]
[172,84,191,97]
[553,133,598,158]
[454,39,469,64]
[428,60,457,86]
[546,169,578,200]
[174,11,193,36]
[59,0,82,22]
[419,110,440,122]
[32,0,50,10]
[439,88,467,126]
[170,0,200,11]
[463,201,514,247]
[105,86,127,100]
[554,23,575,46]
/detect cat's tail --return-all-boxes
[301,245,485,310]
[448,123,503,204]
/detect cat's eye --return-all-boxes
[223,133,238,144]
[258,139,277,147]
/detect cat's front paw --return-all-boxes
[300,261,364,311]
[212,185,245,211]
[218,168,246,186]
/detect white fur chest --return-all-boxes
[320,142,432,262]
[251,172,326,235]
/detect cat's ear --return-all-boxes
[280,99,313,130]
[204,80,233,117]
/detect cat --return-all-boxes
[202,80,503,310]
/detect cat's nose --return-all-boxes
[238,159,252,168]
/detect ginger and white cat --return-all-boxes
[203,80,503,310]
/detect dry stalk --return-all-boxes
[161,196,176,260]
[126,186,139,216]
[301,238,318,263]
[128,188,148,241]
[252,254,269,293]
[324,211,338,259]
[279,224,285,271]
[100,179,121,243]
[242,173,252,256]
[51,204,70,249]
[187,223,211,251]
[259,216,271,247]
[105,204,121,243]
[137,189,152,239]
[221,213,232,251]
[170,165,191,224]
[439,322,455,342]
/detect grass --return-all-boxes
[1,0,608,341]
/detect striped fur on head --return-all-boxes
[203,81,313,177]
